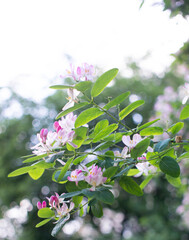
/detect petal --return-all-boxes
[122,135,131,146]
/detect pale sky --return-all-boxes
[0,0,188,102]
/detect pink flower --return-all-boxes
[39,128,48,143]
[56,202,75,217]
[84,165,107,190]
[37,201,47,210]
[67,169,84,185]
[47,192,60,208]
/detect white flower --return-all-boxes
[134,162,157,177]
[62,88,80,111]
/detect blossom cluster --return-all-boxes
[68,165,107,191]
[31,113,77,155]
[62,63,96,82]
[114,134,157,177]
[37,192,74,218]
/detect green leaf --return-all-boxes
[93,119,109,135]
[119,176,143,196]
[178,152,189,160]
[93,124,118,143]
[28,168,44,180]
[137,119,160,131]
[51,215,70,237]
[113,164,135,179]
[94,141,114,151]
[75,108,103,128]
[49,85,74,89]
[60,191,82,199]
[131,138,150,159]
[53,170,71,183]
[95,188,114,205]
[154,139,170,152]
[167,122,184,135]
[140,175,153,189]
[66,181,89,192]
[91,201,103,218]
[58,157,74,182]
[8,166,34,177]
[159,156,180,178]
[56,102,89,119]
[103,166,119,178]
[91,68,119,97]
[103,92,130,110]
[73,155,87,165]
[127,169,140,176]
[75,81,93,92]
[23,153,48,163]
[72,196,83,208]
[140,127,163,136]
[32,161,55,169]
[166,175,181,188]
[38,208,55,218]
[35,218,51,228]
[119,100,145,120]
[180,105,189,120]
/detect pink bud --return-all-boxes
[40,128,48,143]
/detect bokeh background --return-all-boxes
[1,0,189,239]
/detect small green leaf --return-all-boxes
[91,201,103,218]
[75,81,93,92]
[36,218,51,228]
[93,124,118,143]
[103,166,119,178]
[28,168,44,180]
[113,164,134,179]
[119,100,145,120]
[51,215,70,237]
[8,166,33,177]
[103,92,130,110]
[73,155,87,165]
[159,156,180,178]
[91,68,119,97]
[75,108,103,128]
[154,139,170,152]
[93,119,109,135]
[58,157,74,182]
[38,208,55,218]
[56,102,89,119]
[140,175,153,189]
[49,85,74,89]
[167,122,184,135]
[166,175,181,188]
[127,169,140,176]
[95,188,114,205]
[131,138,150,159]
[137,119,160,131]
[180,105,189,120]
[140,127,163,136]
[23,154,48,163]
[72,196,83,208]
[119,176,143,196]
[60,191,82,199]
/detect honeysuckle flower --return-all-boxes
[134,162,157,177]
[40,128,48,143]
[67,169,85,185]
[47,192,62,208]
[61,63,95,82]
[182,83,189,104]
[122,134,142,151]
[114,146,130,159]
[122,134,153,153]
[56,202,75,217]
[84,165,107,191]
[62,88,80,111]
[58,112,77,132]
[31,131,59,155]
[37,201,47,210]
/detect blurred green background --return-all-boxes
[1,1,189,240]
